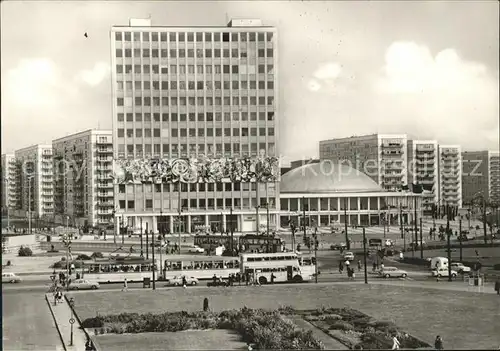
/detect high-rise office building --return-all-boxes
[407,140,439,215]
[462,150,500,204]
[110,18,278,233]
[438,145,462,209]
[13,144,53,219]
[1,154,18,212]
[52,130,114,227]
[319,134,408,192]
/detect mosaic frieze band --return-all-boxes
[113,157,280,184]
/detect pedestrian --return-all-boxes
[182,275,187,288]
[203,297,209,312]
[495,277,500,295]
[434,335,443,350]
[357,260,362,272]
[339,261,344,274]
[122,278,128,292]
[271,273,275,284]
[392,333,400,350]
[372,261,377,272]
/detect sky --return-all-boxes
[1,1,499,162]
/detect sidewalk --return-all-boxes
[45,293,89,351]
[368,279,497,294]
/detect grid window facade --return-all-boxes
[111,23,278,214]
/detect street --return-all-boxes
[2,290,62,351]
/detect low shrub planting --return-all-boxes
[50,260,83,269]
[91,252,104,259]
[75,254,91,261]
[82,308,324,350]
[302,306,431,350]
[18,246,33,257]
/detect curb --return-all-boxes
[45,294,68,351]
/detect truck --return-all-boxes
[430,257,449,271]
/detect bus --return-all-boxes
[240,252,316,285]
[82,257,157,283]
[239,234,284,253]
[163,255,240,280]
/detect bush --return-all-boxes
[81,308,324,350]
[359,331,392,349]
[18,246,33,257]
[76,254,91,261]
[328,320,354,331]
[91,252,104,259]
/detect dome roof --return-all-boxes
[280,162,383,193]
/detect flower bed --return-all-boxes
[298,307,431,350]
[81,307,324,350]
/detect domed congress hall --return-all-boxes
[279,162,422,228]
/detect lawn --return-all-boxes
[94,330,246,350]
[69,283,500,349]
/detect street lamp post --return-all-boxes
[459,218,463,261]
[343,198,349,250]
[312,230,318,284]
[121,214,125,244]
[140,217,143,257]
[112,209,117,244]
[152,223,156,290]
[419,217,424,259]
[362,227,368,284]
[302,197,307,243]
[27,176,33,234]
[229,207,234,255]
[446,204,452,282]
[145,222,149,259]
[68,297,75,346]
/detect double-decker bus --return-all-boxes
[240,252,316,285]
[82,257,157,283]
[163,255,240,279]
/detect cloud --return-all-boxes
[307,62,344,93]
[2,58,61,108]
[307,79,321,92]
[372,41,499,148]
[313,62,342,80]
[75,62,110,86]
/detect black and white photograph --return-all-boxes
[1,1,499,350]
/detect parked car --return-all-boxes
[450,262,471,273]
[166,275,199,286]
[330,243,347,251]
[343,252,355,261]
[378,266,408,278]
[188,245,205,254]
[2,272,22,283]
[68,279,99,290]
[384,239,395,247]
[431,267,457,278]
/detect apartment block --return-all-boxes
[462,150,500,204]
[407,140,439,215]
[438,145,462,208]
[14,145,53,219]
[489,151,500,203]
[110,18,279,233]
[52,130,114,227]
[319,134,408,192]
[1,154,18,211]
